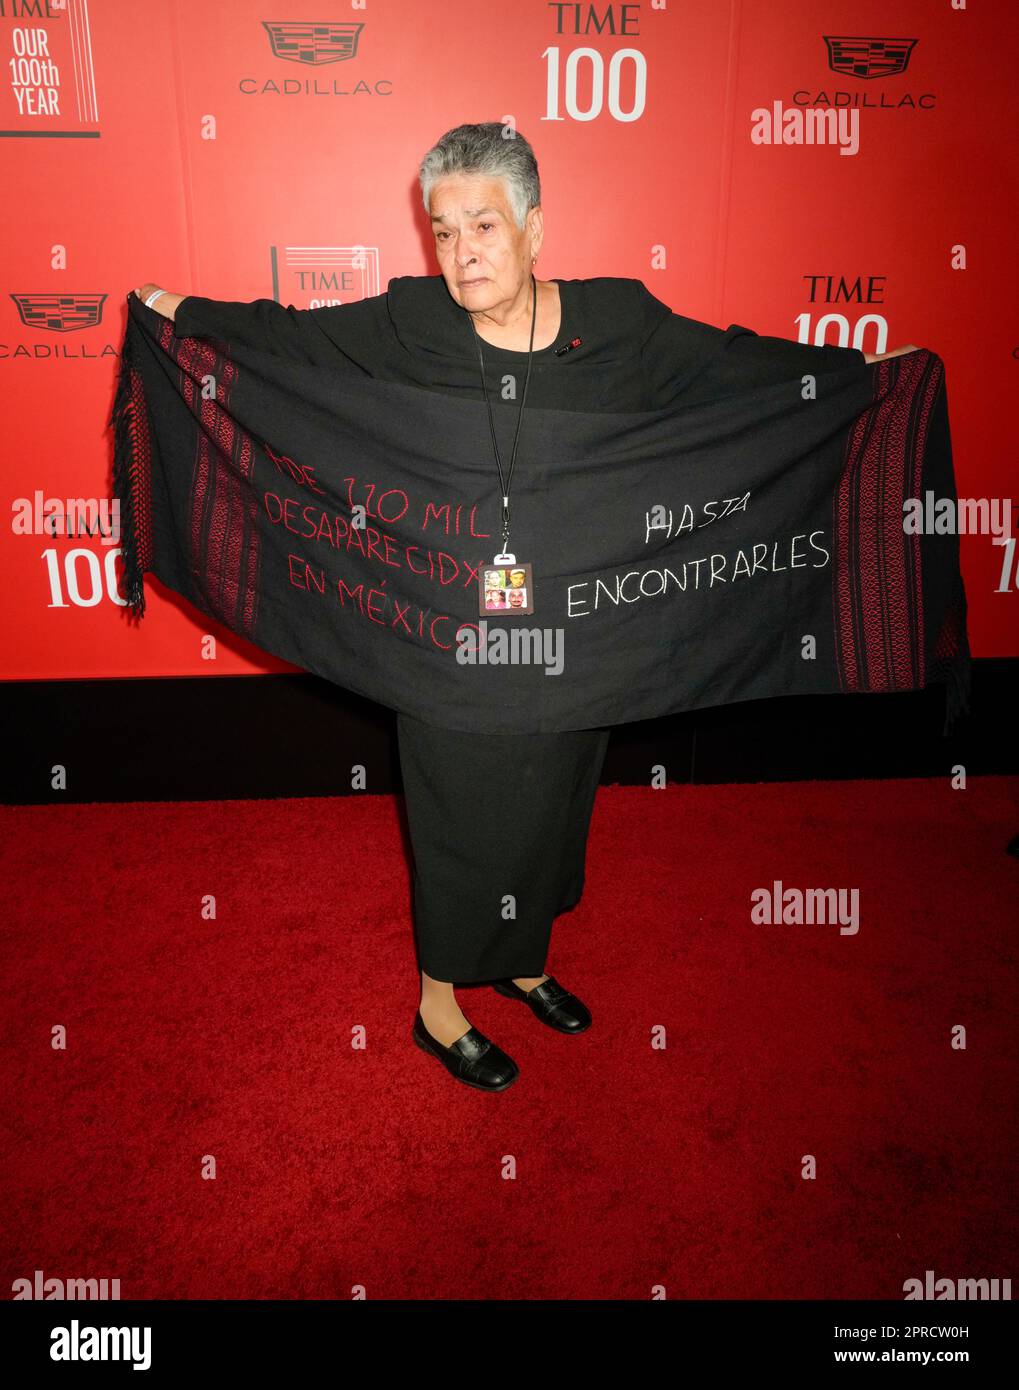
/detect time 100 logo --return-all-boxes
[542,46,646,122]
[42,548,128,607]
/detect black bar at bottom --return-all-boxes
[2,1297,1014,1378]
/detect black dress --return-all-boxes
[173,276,866,983]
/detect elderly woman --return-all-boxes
[135,121,915,1094]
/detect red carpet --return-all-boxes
[2,776,1016,1300]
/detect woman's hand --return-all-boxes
[133,284,185,320]
[863,344,919,363]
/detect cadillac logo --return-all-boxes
[262,21,364,65]
[10,294,107,332]
[823,36,917,80]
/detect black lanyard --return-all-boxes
[468,273,537,556]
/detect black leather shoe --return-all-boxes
[412,1011,519,1091]
[491,976,591,1033]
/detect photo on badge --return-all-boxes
[479,561,534,614]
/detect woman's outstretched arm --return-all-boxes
[129,280,378,367]
[134,283,184,319]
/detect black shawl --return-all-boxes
[111,293,970,734]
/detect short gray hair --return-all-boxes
[419,122,541,231]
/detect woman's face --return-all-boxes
[429,173,542,314]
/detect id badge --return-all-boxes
[479,552,534,616]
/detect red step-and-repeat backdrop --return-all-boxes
[3,0,1016,682]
